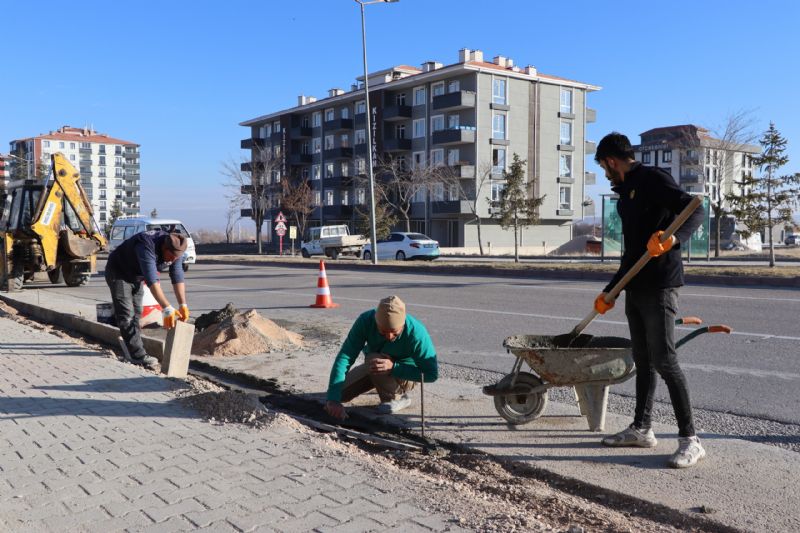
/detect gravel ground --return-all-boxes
[441,362,800,454]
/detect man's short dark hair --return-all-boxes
[595,132,635,163]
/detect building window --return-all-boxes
[341,107,350,119]
[340,134,350,148]
[431,115,445,132]
[356,100,366,114]
[448,115,460,129]
[341,190,349,206]
[559,186,572,209]
[413,87,426,106]
[448,184,459,201]
[559,121,572,145]
[312,164,321,180]
[325,162,335,178]
[325,108,334,121]
[115,168,123,177]
[70,154,76,161]
[491,182,506,201]
[312,138,321,153]
[447,149,460,166]
[80,142,90,149]
[324,135,334,150]
[325,190,334,206]
[356,188,366,204]
[430,149,444,167]
[492,79,506,105]
[432,183,445,201]
[492,148,506,174]
[355,129,366,144]
[43,140,50,148]
[412,151,425,168]
[115,156,123,166]
[355,158,366,174]
[301,167,309,179]
[559,154,572,177]
[642,151,651,164]
[431,82,445,98]
[396,124,406,139]
[312,112,321,127]
[273,121,281,132]
[560,88,573,114]
[413,119,426,138]
[663,150,672,163]
[313,191,321,205]
[448,80,460,93]
[492,114,506,140]
[396,93,406,106]
[70,143,76,149]
[301,141,310,154]
[59,141,65,149]
[99,167,107,177]
[100,179,107,188]
[301,116,310,128]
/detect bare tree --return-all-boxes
[280,177,314,242]
[224,206,239,244]
[374,155,440,232]
[220,144,282,254]
[439,163,493,255]
[355,181,397,241]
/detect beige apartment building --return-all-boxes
[240,48,600,249]
[8,126,141,230]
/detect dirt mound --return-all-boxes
[194,302,238,332]
[191,308,304,357]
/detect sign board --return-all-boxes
[289,226,297,239]
[275,211,287,223]
[276,227,287,237]
[275,221,287,231]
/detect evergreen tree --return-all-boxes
[492,154,544,262]
[106,200,124,238]
[727,123,800,267]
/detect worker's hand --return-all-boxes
[324,401,347,420]
[368,357,394,375]
[594,293,615,315]
[178,304,190,322]
[162,306,178,329]
[647,231,676,257]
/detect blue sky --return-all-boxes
[3,0,799,231]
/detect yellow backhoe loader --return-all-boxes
[1,153,106,291]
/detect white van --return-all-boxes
[108,217,197,271]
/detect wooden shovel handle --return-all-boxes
[570,196,703,337]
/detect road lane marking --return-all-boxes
[682,363,800,381]
[190,282,800,341]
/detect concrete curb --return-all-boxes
[199,257,800,288]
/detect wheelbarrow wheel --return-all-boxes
[493,372,548,425]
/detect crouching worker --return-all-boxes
[324,295,438,420]
[105,231,190,369]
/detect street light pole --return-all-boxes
[355,0,398,265]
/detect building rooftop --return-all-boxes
[13,126,138,147]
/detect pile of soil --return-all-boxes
[194,303,238,333]
[191,308,304,357]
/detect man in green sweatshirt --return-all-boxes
[324,295,438,420]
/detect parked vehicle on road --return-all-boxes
[785,234,799,246]
[301,225,367,260]
[362,232,440,261]
[108,217,197,271]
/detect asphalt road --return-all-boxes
[43,260,800,425]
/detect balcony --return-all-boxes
[383,105,412,121]
[452,164,475,178]
[585,171,596,185]
[322,205,354,218]
[323,175,355,188]
[432,200,470,214]
[432,90,476,111]
[586,108,597,123]
[79,147,92,154]
[291,126,313,138]
[271,131,283,142]
[241,161,266,172]
[125,195,141,203]
[585,140,597,155]
[432,128,476,146]
[124,184,139,192]
[80,167,92,176]
[383,138,412,152]
[681,154,700,165]
[124,162,140,170]
[324,147,353,159]
[289,153,312,165]
[123,206,139,215]
[681,172,701,184]
[323,118,353,131]
[241,137,266,150]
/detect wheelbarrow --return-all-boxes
[483,317,732,431]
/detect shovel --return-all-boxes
[553,196,703,348]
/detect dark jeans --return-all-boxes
[625,288,696,437]
[105,268,147,359]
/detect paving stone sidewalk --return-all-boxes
[0,317,467,533]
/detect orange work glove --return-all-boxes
[163,306,178,329]
[178,304,190,322]
[647,231,676,257]
[594,293,615,315]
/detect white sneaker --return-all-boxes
[601,424,658,448]
[668,436,706,468]
[376,394,412,414]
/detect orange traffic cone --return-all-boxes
[310,260,339,308]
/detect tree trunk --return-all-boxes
[767,175,774,267]
[513,211,519,263]
[476,216,484,256]
[713,205,722,258]
[256,217,263,255]
[402,210,411,233]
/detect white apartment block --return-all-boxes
[633,125,759,209]
[8,126,141,230]
[240,48,600,249]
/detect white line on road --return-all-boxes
[682,363,800,381]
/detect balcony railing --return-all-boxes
[323,118,354,131]
[383,105,412,121]
[241,161,266,172]
[586,108,597,123]
[585,140,597,155]
[323,147,353,159]
[289,153,312,165]
[453,164,475,178]
[291,126,313,138]
[383,138,412,152]
[585,171,596,185]
[432,128,476,145]
[432,200,470,214]
[432,90,476,111]
[241,138,266,150]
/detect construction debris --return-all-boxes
[194,302,239,332]
[191,308,304,357]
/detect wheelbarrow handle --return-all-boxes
[570,196,704,338]
[676,316,703,325]
[708,325,732,334]
[675,324,733,349]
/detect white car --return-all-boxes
[362,232,440,261]
[108,217,197,271]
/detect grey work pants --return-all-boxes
[105,268,147,359]
[340,353,414,403]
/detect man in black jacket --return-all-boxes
[105,230,190,369]
[593,132,705,468]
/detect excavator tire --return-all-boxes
[62,263,90,287]
[48,267,64,284]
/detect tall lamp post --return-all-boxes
[355,0,398,265]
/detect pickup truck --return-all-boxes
[301,225,368,260]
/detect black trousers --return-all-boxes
[105,268,147,359]
[625,288,696,437]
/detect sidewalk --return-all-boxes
[0,315,472,533]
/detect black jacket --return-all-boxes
[604,163,704,293]
[106,230,185,286]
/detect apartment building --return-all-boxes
[8,126,141,230]
[633,125,759,209]
[240,49,600,248]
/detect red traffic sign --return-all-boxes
[275,221,287,231]
[275,211,287,223]
[276,227,287,236]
